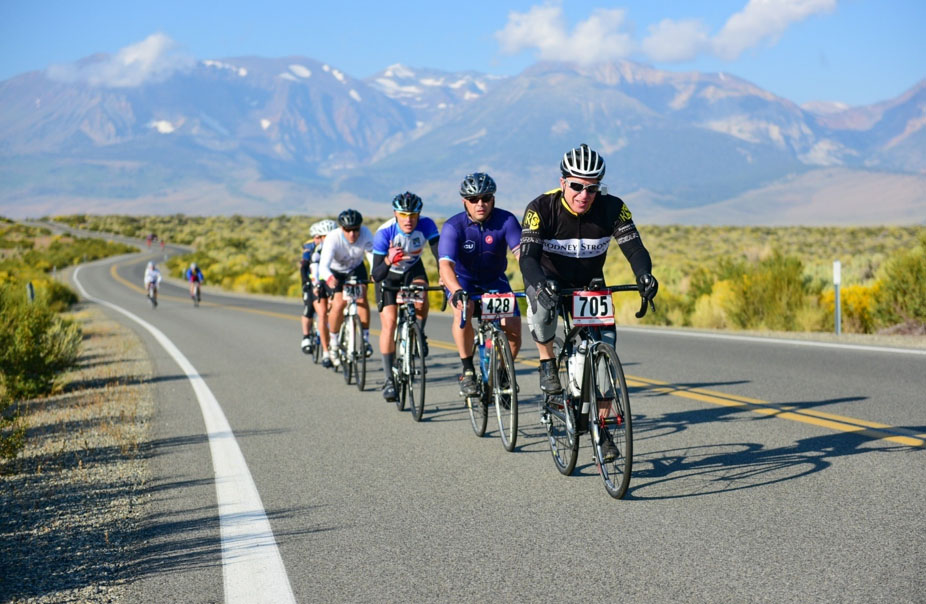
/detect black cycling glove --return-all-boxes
[637,273,658,301]
[451,289,467,309]
[534,281,558,312]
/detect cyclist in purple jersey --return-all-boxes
[438,172,522,397]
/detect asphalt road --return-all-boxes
[70,249,925,603]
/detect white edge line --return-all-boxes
[616,326,926,356]
[73,264,296,604]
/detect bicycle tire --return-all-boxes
[311,328,321,364]
[467,389,488,437]
[407,324,427,422]
[394,326,407,411]
[587,343,633,499]
[340,323,352,385]
[491,331,518,452]
[544,349,579,475]
[353,315,365,391]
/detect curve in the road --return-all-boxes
[74,264,297,604]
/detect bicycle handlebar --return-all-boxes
[556,283,655,319]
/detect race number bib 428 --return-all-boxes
[481,292,516,319]
[571,291,614,326]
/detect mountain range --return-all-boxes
[1,53,924,224]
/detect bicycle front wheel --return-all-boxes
[340,324,352,385]
[491,332,518,452]
[587,343,633,499]
[353,315,366,391]
[407,324,427,422]
[393,327,407,411]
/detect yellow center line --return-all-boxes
[106,260,924,448]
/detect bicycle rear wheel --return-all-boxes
[311,328,321,364]
[544,353,579,475]
[353,316,366,391]
[407,324,427,422]
[467,388,488,437]
[587,343,633,499]
[491,331,518,452]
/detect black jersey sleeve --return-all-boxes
[300,259,311,285]
[612,201,652,277]
[518,198,547,289]
[371,252,390,282]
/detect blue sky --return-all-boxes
[2,0,924,106]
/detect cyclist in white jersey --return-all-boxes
[317,209,375,366]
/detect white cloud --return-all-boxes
[47,33,194,87]
[497,1,838,65]
[641,18,711,62]
[712,0,837,60]
[495,5,634,64]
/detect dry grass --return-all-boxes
[0,304,154,603]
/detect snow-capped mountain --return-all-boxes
[0,53,923,223]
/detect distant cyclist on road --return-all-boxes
[144,261,162,307]
[317,209,375,368]
[438,173,522,397]
[185,262,205,304]
[519,143,658,417]
[371,192,441,402]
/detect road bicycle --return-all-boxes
[146,282,158,308]
[540,278,652,499]
[191,281,202,307]
[385,283,445,422]
[458,291,525,452]
[335,276,370,391]
[308,320,322,364]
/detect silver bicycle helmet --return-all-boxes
[459,173,497,197]
[560,143,605,180]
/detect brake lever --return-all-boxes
[634,296,655,319]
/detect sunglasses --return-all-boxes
[564,180,601,194]
[396,211,419,219]
[464,194,495,205]
[343,227,360,233]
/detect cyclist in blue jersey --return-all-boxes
[438,173,522,397]
[300,221,333,354]
[371,192,441,402]
[185,262,205,303]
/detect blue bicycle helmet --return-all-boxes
[392,192,423,213]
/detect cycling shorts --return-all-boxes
[324,264,369,296]
[376,261,428,309]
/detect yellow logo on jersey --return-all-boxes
[523,209,541,231]
[619,204,633,222]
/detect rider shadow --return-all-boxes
[621,389,918,500]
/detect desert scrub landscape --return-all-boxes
[52,214,925,335]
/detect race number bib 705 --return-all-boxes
[481,293,516,319]
[571,291,614,326]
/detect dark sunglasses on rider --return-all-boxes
[464,194,495,205]
[565,180,601,194]
[343,227,360,233]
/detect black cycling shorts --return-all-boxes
[375,261,428,309]
[324,264,369,296]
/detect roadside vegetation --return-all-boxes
[52,214,925,335]
[0,218,136,461]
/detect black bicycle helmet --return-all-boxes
[392,192,423,213]
[459,172,497,197]
[560,143,605,180]
[337,209,363,228]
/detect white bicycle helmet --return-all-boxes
[316,219,338,235]
[560,143,605,180]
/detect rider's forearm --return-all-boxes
[370,254,390,282]
[438,260,461,293]
[518,243,546,289]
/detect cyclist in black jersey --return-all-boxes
[519,143,659,395]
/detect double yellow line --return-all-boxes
[108,260,925,448]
